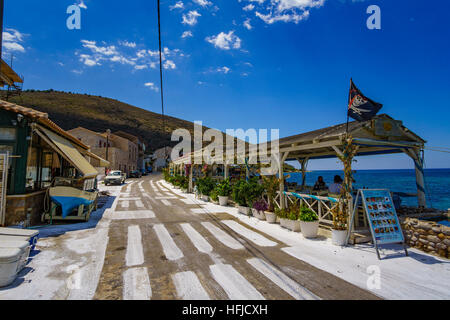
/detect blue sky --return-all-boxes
[3,0,450,170]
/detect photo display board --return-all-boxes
[361,189,404,244]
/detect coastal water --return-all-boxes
[285,168,450,211]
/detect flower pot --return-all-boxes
[181,188,187,193]
[174,186,180,189]
[300,221,319,238]
[288,220,301,232]
[332,229,348,246]
[251,208,259,218]
[280,218,289,228]
[218,196,229,206]
[201,195,209,202]
[257,210,266,221]
[238,206,250,215]
[265,212,277,224]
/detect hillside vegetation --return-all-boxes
[6,90,203,152]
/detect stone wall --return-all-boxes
[401,216,450,259]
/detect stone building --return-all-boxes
[67,127,139,176]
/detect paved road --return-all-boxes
[94,174,380,300]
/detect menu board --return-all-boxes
[361,189,404,245]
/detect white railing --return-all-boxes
[274,191,340,223]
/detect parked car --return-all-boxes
[104,170,126,185]
[129,170,142,178]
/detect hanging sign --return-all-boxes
[348,189,408,260]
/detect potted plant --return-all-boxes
[275,207,289,228]
[246,178,265,212]
[197,177,216,202]
[209,189,219,204]
[286,203,301,232]
[262,175,281,223]
[232,179,250,215]
[299,206,319,238]
[215,179,232,206]
[251,199,268,220]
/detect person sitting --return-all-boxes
[313,176,327,191]
[328,175,343,194]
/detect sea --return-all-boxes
[285,168,450,212]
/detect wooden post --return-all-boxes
[405,148,427,208]
[278,152,289,209]
[297,157,309,187]
[224,161,229,180]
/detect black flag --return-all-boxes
[348,79,383,122]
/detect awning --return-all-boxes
[85,150,110,167]
[35,126,99,178]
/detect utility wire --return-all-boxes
[157,0,167,161]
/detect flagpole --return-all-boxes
[346,78,352,136]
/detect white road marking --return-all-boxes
[113,210,156,220]
[121,200,130,208]
[123,267,151,300]
[247,258,319,300]
[172,271,210,300]
[222,220,277,247]
[161,199,172,206]
[155,196,177,200]
[155,192,163,197]
[153,224,183,261]
[119,197,141,201]
[201,222,244,250]
[135,200,144,208]
[126,225,144,267]
[180,198,198,205]
[180,223,213,253]
[210,264,265,300]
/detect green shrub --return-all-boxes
[246,177,265,208]
[209,189,219,202]
[299,206,318,222]
[215,179,232,197]
[232,179,249,206]
[274,207,288,219]
[196,177,216,196]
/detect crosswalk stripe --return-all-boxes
[161,199,172,206]
[153,224,183,261]
[126,225,144,267]
[201,222,244,250]
[136,200,144,208]
[210,264,265,300]
[121,200,130,208]
[123,267,151,300]
[113,210,156,220]
[119,197,141,200]
[172,271,210,300]
[247,258,319,300]
[180,223,213,253]
[222,220,277,247]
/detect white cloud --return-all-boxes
[163,60,176,70]
[217,66,231,74]
[77,40,184,72]
[145,82,159,92]
[243,4,255,11]
[134,65,148,70]
[245,0,324,24]
[2,28,26,53]
[181,31,193,38]
[182,10,201,26]
[170,1,184,10]
[120,41,137,48]
[76,0,87,9]
[205,31,241,50]
[193,0,212,7]
[243,18,253,30]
